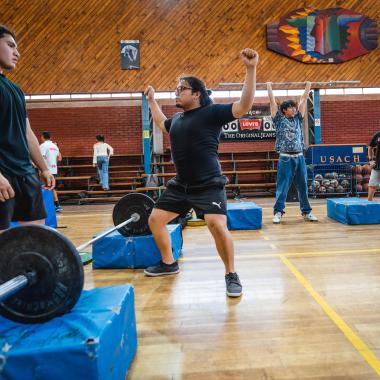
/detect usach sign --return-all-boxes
[305,144,367,164]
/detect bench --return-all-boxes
[152,158,278,166]
[87,190,135,195]
[62,153,143,165]
[142,169,277,179]
[90,182,138,189]
[78,196,123,204]
[59,164,142,169]
[55,176,92,190]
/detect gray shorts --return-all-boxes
[369,169,380,187]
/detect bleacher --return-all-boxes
[56,154,144,204]
[56,151,278,204]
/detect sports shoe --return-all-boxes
[272,212,282,224]
[144,261,179,277]
[225,272,242,297]
[303,212,318,222]
[55,206,63,213]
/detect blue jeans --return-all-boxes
[273,154,312,215]
[97,156,109,189]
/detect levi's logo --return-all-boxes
[239,119,262,130]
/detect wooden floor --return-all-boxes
[58,197,380,380]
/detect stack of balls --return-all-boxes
[352,164,371,193]
[309,171,351,194]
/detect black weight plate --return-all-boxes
[0,225,84,323]
[112,193,154,236]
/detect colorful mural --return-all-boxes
[266,7,378,63]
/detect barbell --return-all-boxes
[0,192,155,324]
[219,80,361,87]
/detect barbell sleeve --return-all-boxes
[0,213,141,305]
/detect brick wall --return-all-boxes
[321,100,380,144]
[27,99,380,157]
[28,106,142,156]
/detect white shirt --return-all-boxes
[93,142,114,163]
[40,140,60,174]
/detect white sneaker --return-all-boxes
[273,212,282,224]
[303,212,318,222]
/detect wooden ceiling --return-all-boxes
[2,0,379,93]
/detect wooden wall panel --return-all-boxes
[1,0,379,93]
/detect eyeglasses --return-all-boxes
[174,85,192,95]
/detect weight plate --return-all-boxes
[112,193,154,236]
[0,225,84,323]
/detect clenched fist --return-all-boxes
[144,86,155,101]
[240,48,259,67]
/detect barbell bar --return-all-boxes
[76,214,139,252]
[0,192,155,323]
[219,80,361,87]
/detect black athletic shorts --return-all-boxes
[0,172,47,230]
[154,175,228,219]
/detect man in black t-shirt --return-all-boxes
[368,131,380,201]
[0,25,55,231]
[143,48,259,298]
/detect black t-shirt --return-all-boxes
[164,104,235,184]
[369,131,380,170]
[0,74,33,176]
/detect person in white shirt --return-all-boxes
[93,134,114,190]
[40,131,63,212]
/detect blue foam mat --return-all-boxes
[327,198,380,225]
[92,224,182,269]
[227,202,262,230]
[0,285,137,380]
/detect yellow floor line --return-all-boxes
[178,253,274,261]
[286,248,380,257]
[178,248,380,262]
[280,255,380,377]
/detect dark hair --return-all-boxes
[0,25,16,40]
[42,131,51,140]
[96,134,105,142]
[280,100,297,114]
[179,75,213,107]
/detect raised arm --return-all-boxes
[144,86,168,133]
[298,81,312,117]
[232,48,259,118]
[266,82,278,117]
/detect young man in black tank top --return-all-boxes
[143,48,259,297]
[0,25,55,232]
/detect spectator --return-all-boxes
[93,134,113,191]
[40,131,62,212]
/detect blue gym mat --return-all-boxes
[92,224,182,269]
[327,198,380,225]
[227,202,262,230]
[0,285,137,380]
